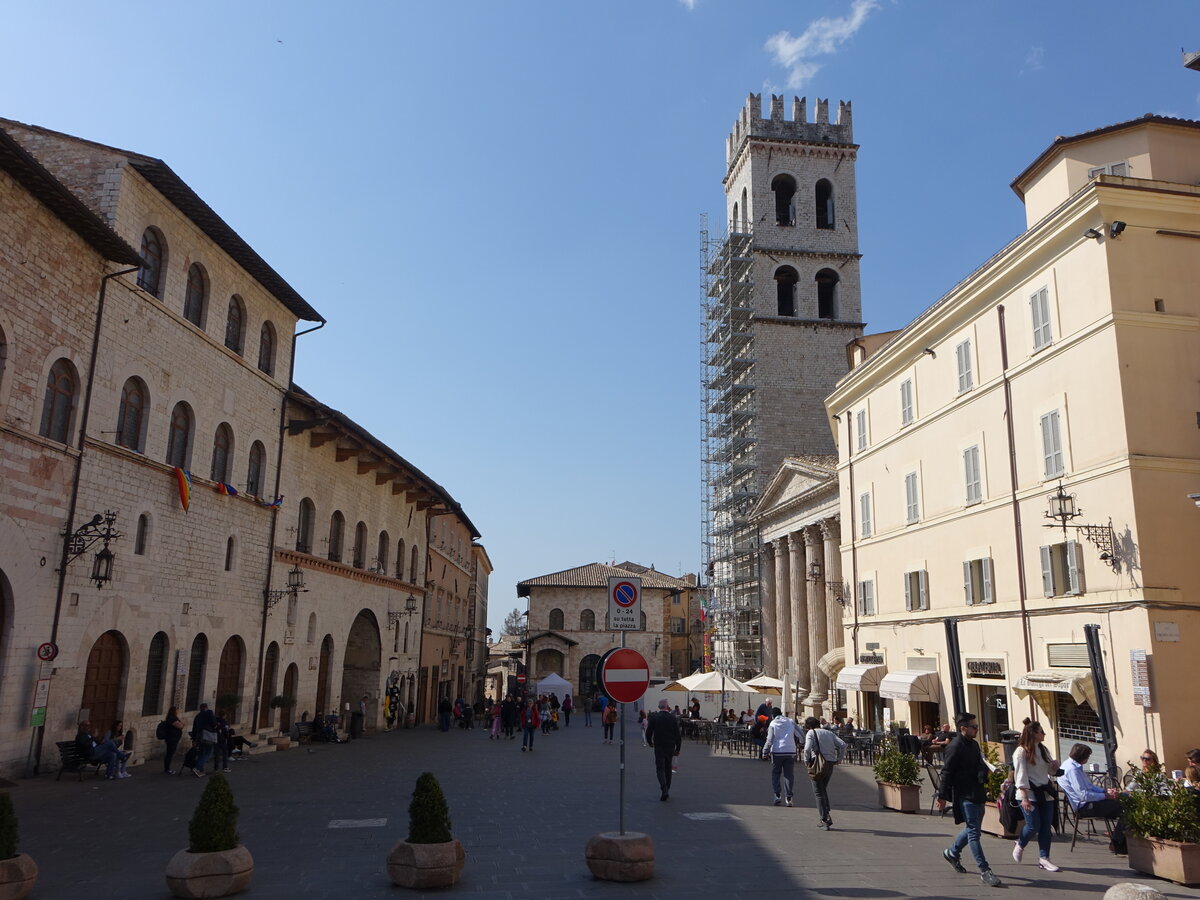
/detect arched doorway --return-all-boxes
[259,642,279,729]
[315,635,333,716]
[281,663,298,730]
[535,648,564,679]
[82,630,126,732]
[339,610,381,732]
[184,633,208,711]
[578,654,601,701]
[215,636,245,722]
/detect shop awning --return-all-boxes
[1012,668,1096,709]
[878,669,941,703]
[817,647,846,679]
[835,663,887,693]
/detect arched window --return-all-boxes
[246,441,265,497]
[134,513,149,555]
[296,498,315,553]
[183,263,208,327]
[211,422,233,483]
[774,266,798,317]
[731,202,739,231]
[141,631,169,716]
[816,268,839,319]
[815,179,835,229]
[166,401,194,468]
[185,633,208,711]
[639,611,647,630]
[116,376,147,451]
[137,227,166,298]
[328,511,345,562]
[771,174,797,226]
[740,187,749,230]
[224,536,236,571]
[579,609,595,631]
[224,295,245,354]
[396,538,406,578]
[307,612,317,644]
[377,531,390,573]
[410,546,418,583]
[257,322,276,376]
[352,521,367,568]
[39,358,78,443]
[548,608,564,630]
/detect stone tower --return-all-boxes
[702,93,863,677]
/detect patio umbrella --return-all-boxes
[745,674,785,694]
[661,670,710,692]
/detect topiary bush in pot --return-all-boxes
[388,772,464,888]
[167,774,253,898]
[408,771,453,844]
[0,791,36,899]
[0,793,17,861]
[190,773,240,853]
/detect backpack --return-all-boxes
[156,720,168,740]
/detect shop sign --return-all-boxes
[1130,649,1151,707]
[1153,622,1180,643]
[858,653,884,665]
[966,659,1005,679]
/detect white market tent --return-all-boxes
[536,673,572,695]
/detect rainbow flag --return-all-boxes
[259,495,283,510]
[215,482,238,496]
[173,467,192,512]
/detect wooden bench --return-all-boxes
[55,741,105,781]
[294,722,314,745]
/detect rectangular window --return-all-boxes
[1040,541,1083,597]
[671,617,685,634]
[856,409,868,451]
[956,339,973,393]
[1041,410,1064,478]
[859,492,872,538]
[962,558,995,606]
[963,445,982,505]
[1030,287,1052,350]
[903,570,928,611]
[904,472,920,524]
[900,379,914,425]
[1088,161,1129,178]
[856,579,876,616]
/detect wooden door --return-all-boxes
[82,631,124,732]
[315,636,332,715]
[215,638,243,720]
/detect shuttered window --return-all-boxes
[1030,287,1052,350]
[900,379,914,425]
[859,492,872,538]
[903,570,928,611]
[963,446,982,505]
[856,409,868,450]
[962,558,994,606]
[1041,410,1064,478]
[856,579,875,616]
[905,472,920,524]
[1040,540,1083,597]
[956,340,973,393]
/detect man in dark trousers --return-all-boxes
[645,699,682,801]
[937,711,1002,888]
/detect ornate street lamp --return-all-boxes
[265,564,308,612]
[63,510,122,588]
[1043,480,1119,569]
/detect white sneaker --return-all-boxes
[1012,842,1023,863]
[1037,859,1060,872]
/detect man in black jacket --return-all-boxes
[936,712,1001,887]
[645,699,682,801]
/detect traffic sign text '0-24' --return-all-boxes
[607,576,641,631]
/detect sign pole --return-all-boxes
[619,629,626,836]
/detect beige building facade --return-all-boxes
[825,115,1200,764]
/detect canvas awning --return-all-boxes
[817,647,846,679]
[834,663,887,693]
[1012,668,1096,708]
[878,669,941,704]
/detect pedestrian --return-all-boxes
[501,694,517,739]
[755,698,774,719]
[645,699,682,801]
[158,706,185,774]
[106,720,132,778]
[602,701,618,744]
[189,703,218,777]
[637,709,648,746]
[463,701,474,730]
[583,692,593,727]
[562,693,573,727]
[762,709,799,806]
[75,721,122,779]
[802,715,845,830]
[520,698,538,751]
[549,692,560,730]
[437,696,452,732]
[211,708,230,773]
[540,697,553,735]
[489,699,502,739]
[750,714,769,757]
[1012,719,1062,872]
[937,711,1002,887]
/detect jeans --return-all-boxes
[563,709,571,726]
[653,750,674,794]
[439,712,451,732]
[951,799,990,871]
[163,735,181,772]
[603,722,615,741]
[91,740,120,778]
[810,765,834,821]
[770,753,795,800]
[212,741,227,771]
[195,741,215,772]
[522,724,536,749]
[583,707,592,726]
[1019,798,1055,858]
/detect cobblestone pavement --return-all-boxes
[12,719,1200,899]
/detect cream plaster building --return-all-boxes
[825,114,1200,764]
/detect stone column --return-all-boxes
[787,531,809,699]
[805,526,828,714]
[759,543,776,677]
[823,519,843,664]
[774,536,791,678]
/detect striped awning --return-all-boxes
[1012,668,1096,709]
[835,663,887,693]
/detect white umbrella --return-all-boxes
[677,670,756,694]
[745,674,785,694]
[661,670,712,692]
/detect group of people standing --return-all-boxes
[157,703,255,777]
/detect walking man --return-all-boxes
[645,699,682,801]
[761,709,799,806]
[937,711,1002,888]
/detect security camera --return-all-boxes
[1109,220,1127,238]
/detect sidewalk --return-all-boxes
[10,720,1199,898]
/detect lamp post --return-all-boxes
[807,559,849,608]
[1043,481,1119,569]
[63,510,122,588]
[265,564,307,612]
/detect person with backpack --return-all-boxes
[803,715,846,830]
[519,698,539,751]
[561,693,573,727]
[761,709,800,806]
[602,701,618,744]
[937,711,1002,887]
[158,706,185,775]
[211,708,231,773]
[189,702,217,777]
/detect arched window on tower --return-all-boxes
[138,227,166,298]
[816,269,839,320]
[815,179,835,229]
[774,266,798,317]
[296,498,315,553]
[740,187,749,231]
[771,174,797,226]
[731,202,739,232]
[40,358,78,443]
[184,263,208,327]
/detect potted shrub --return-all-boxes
[387,772,464,889]
[216,693,241,716]
[165,773,253,898]
[874,735,922,813]
[1122,768,1200,886]
[0,793,36,900]
[979,742,1016,838]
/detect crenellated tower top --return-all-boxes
[726,93,853,166]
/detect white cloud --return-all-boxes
[765,0,878,89]
[1021,46,1044,75]
[678,0,697,9]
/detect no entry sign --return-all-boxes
[598,648,650,703]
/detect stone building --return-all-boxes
[702,94,863,679]
[825,114,1200,764]
[518,563,698,700]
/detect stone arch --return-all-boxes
[81,630,128,732]
[816,268,839,319]
[774,265,798,317]
[534,648,564,679]
[281,662,299,729]
[578,654,602,700]
[339,611,381,731]
[259,641,279,729]
[215,635,246,722]
[316,634,334,716]
[771,173,797,225]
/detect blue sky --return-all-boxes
[4,1,1198,635]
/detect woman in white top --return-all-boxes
[1012,720,1061,872]
[802,716,846,830]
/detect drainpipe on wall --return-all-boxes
[843,411,862,719]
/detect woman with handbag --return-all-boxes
[1012,719,1062,872]
[802,716,846,830]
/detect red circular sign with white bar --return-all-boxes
[598,647,650,703]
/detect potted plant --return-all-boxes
[979,742,1016,838]
[1122,767,1200,886]
[165,773,253,898]
[387,772,464,889]
[874,734,922,813]
[216,693,241,716]
[0,793,36,900]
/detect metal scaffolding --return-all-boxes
[701,219,761,679]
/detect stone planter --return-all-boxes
[585,831,654,882]
[0,853,37,900]
[165,845,253,898]
[877,781,921,814]
[981,802,1018,839]
[386,839,464,889]
[1127,835,1200,886]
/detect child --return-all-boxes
[638,709,648,746]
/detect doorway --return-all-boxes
[82,630,126,732]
